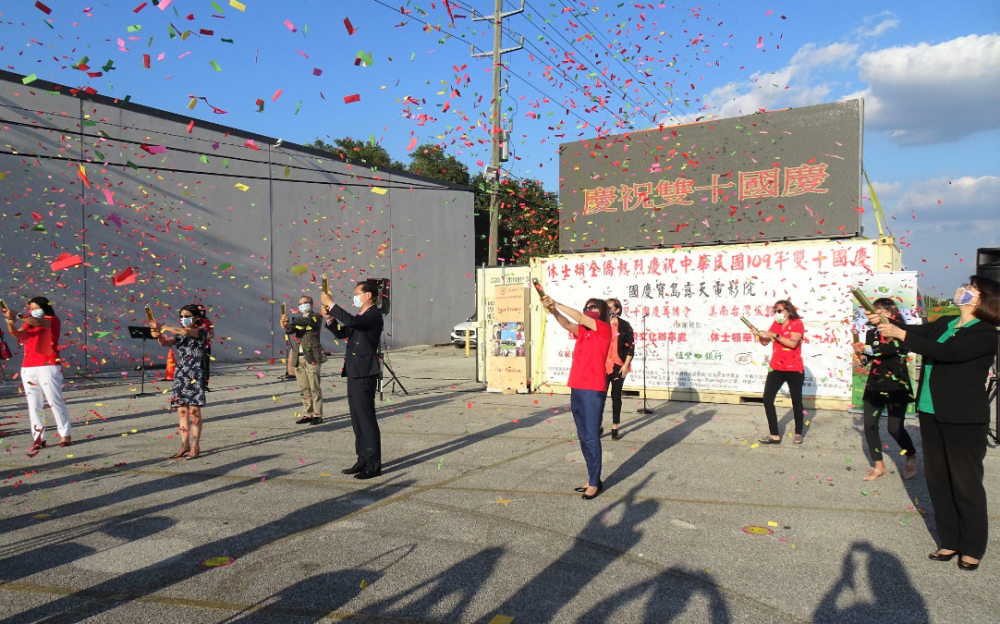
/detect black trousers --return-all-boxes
[347,375,381,472]
[919,411,989,559]
[607,365,626,425]
[201,346,211,390]
[863,399,916,460]
[762,370,804,436]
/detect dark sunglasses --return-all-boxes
[584,305,599,311]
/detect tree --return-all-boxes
[308,138,405,170]
[471,173,559,266]
[406,143,470,186]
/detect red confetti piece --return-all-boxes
[312,68,322,76]
[112,267,136,287]
[343,94,360,104]
[134,2,147,12]
[272,89,282,102]
[186,120,194,133]
[344,17,355,35]
[143,54,151,68]
[50,253,83,272]
[35,1,52,15]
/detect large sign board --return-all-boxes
[559,100,863,252]
[539,240,877,399]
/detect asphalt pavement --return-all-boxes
[0,345,997,623]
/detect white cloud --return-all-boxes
[856,13,900,38]
[864,176,1000,294]
[706,42,858,118]
[857,34,1000,144]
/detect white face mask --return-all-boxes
[774,312,786,324]
[954,287,978,307]
[353,294,363,309]
[180,317,194,328]
[30,309,45,319]
[298,303,312,315]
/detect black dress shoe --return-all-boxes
[355,469,382,480]
[310,416,323,425]
[611,428,619,441]
[341,464,363,475]
[958,558,980,571]
[598,426,604,438]
[295,416,313,424]
[928,550,958,561]
[582,480,603,500]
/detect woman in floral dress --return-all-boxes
[151,304,208,459]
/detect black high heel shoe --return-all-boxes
[958,557,980,571]
[582,481,603,500]
[611,428,619,441]
[928,550,958,562]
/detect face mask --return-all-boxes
[180,317,194,328]
[584,309,601,320]
[353,295,364,308]
[298,303,312,315]
[774,313,786,324]
[954,287,978,307]
[30,309,45,319]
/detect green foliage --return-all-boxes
[471,173,559,266]
[308,138,404,170]
[406,143,470,186]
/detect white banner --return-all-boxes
[540,241,878,398]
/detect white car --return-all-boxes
[451,312,478,348]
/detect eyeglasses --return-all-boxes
[179,314,194,318]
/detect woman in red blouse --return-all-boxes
[541,295,612,500]
[3,296,72,451]
[755,299,806,445]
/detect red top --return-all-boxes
[199,318,214,347]
[768,318,804,372]
[568,319,612,391]
[605,318,624,374]
[20,315,61,368]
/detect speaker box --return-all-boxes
[976,248,1000,283]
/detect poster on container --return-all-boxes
[487,285,530,393]
[538,241,879,398]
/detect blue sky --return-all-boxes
[2,0,997,294]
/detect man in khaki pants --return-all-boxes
[281,295,326,425]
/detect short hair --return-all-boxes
[774,299,801,320]
[28,296,54,317]
[584,298,611,324]
[606,298,622,313]
[872,297,900,319]
[970,274,1000,325]
[357,280,380,308]
[298,295,314,305]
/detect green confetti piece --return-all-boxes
[291,265,308,275]
[83,120,97,127]
[210,60,222,72]
[199,155,208,163]
[168,25,176,39]
[22,74,38,85]
[91,331,114,339]
[94,150,105,161]
[127,25,142,32]
[221,38,234,44]
[126,161,139,170]
[102,59,115,72]
[219,263,232,271]
[211,0,224,12]
[32,225,47,232]
[222,158,228,168]
[294,100,302,115]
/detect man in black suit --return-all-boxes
[321,281,384,479]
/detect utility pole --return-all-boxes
[472,0,523,266]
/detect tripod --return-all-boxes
[378,349,408,401]
[636,314,654,414]
[128,326,157,398]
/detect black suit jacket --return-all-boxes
[902,316,997,424]
[326,304,383,378]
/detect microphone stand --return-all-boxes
[637,314,654,414]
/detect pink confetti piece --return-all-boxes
[756,36,764,49]
[284,19,297,33]
[312,68,322,76]
[299,458,305,464]
[158,0,173,9]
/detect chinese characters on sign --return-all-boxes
[582,163,830,215]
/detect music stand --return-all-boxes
[128,326,157,397]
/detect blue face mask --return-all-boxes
[298,303,312,315]
[180,317,194,328]
[30,309,45,319]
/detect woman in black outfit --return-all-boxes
[852,298,918,482]
[873,275,1000,571]
[605,298,634,440]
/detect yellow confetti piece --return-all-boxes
[749,443,759,449]
[291,265,308,275]
[234,183,249,191]
[33,513,51,519]
[66,455,74,458]
[371,187,388,195]
[230,0,246,10]
[131,429,138,433]
[488,616,514,624]
[122,433,128,437]
[767,521,778,527]
[319,472,331,477]
[359,579,369,590]
[495,499,511,505]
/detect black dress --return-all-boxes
[170,328,207,408]
[862,319,914,406]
